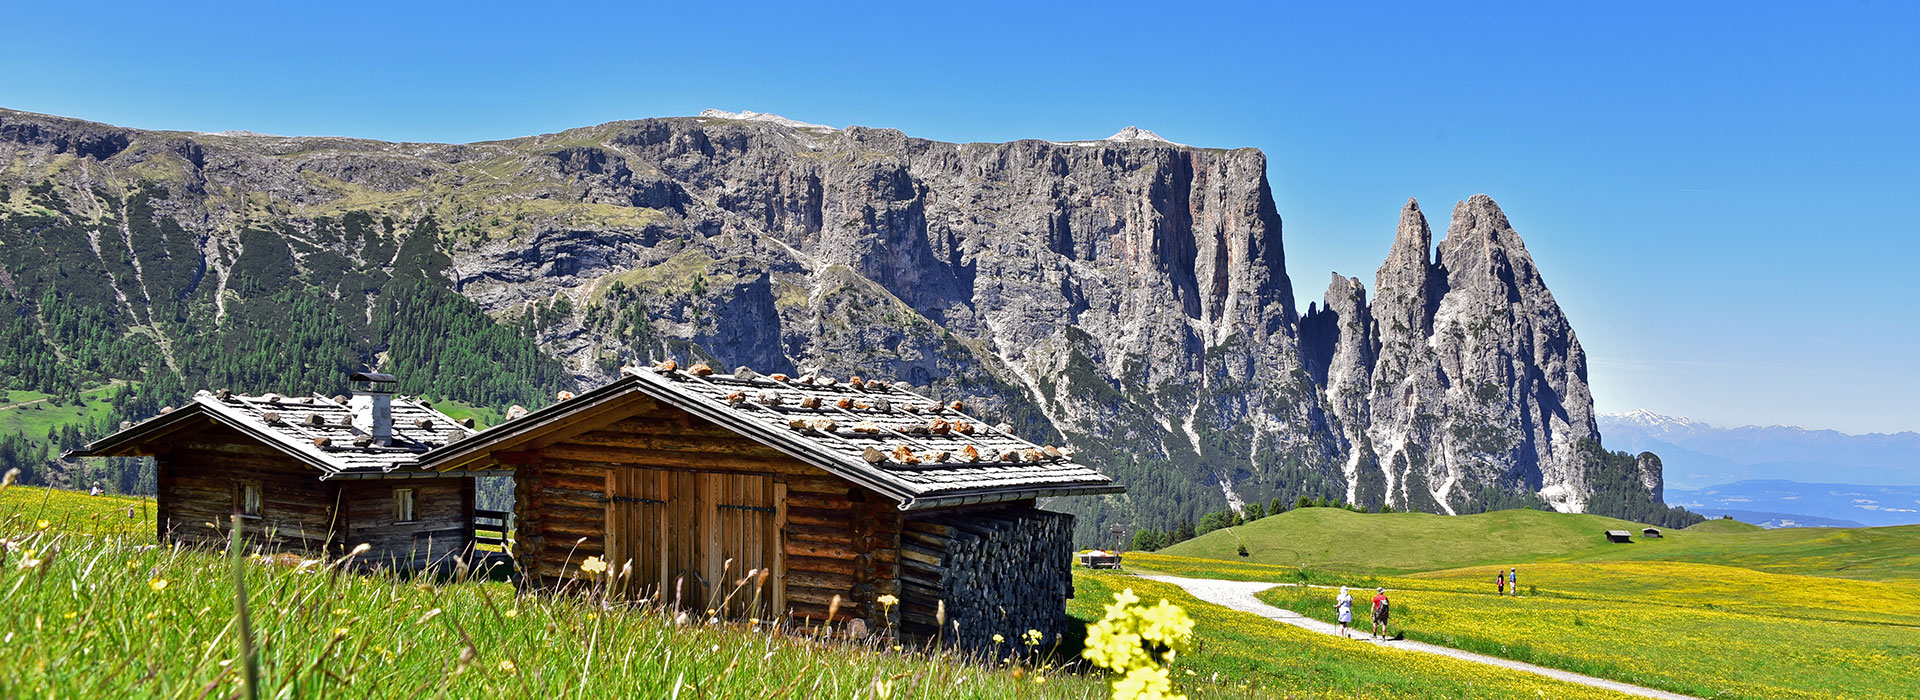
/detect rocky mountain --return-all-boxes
[1301,197,1623,515]
[0,106,1685,540]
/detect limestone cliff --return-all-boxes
[1303,196,1603,513]
[0,106,1673,537]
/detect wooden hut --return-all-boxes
[415,363,1123,648]
[68,373,499,569]
[1604,529,1633,543]
[1641,527,1663,538]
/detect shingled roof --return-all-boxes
[69,390,485,478]
[417,364,1124,510]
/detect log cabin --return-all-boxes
[68,373,500,570]
[415,363,1124,649]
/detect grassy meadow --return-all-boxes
[1257,575,1917,700]
[10,482,1914,699]
[1,484,153,537]
[1069,572,1638,700]
[1134,506,1920,700]
[1,486,1110,699]
[1155,508,1647,574]
[1158,506,1920,582]
[0,382,123,441]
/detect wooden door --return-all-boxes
[606,469,785,619]
[665,471,708,612]
[710,474,783,620]
[605,468,666,601]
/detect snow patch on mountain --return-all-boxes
[698,109,837,131]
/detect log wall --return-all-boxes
[512,398,898,625]
[340,478,474,569]
[898,506,1075,653]
[156,423,344,554]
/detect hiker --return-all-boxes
[88,483,102,497]
[1371,587,1390,640]
[1510,567,1519,596]
[1496,569,1505,595]
[1336,586,1354,638]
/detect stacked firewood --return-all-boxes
[898,507,1074,654]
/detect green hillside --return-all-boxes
[1684,517,1765,533]
[1151,506,1920,581]
[1574,522,1920,581]
[1156,507,1645,575]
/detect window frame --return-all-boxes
[234,480,263,519]
[393,487,417,524]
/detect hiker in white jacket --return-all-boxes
[1336,586,1354,638]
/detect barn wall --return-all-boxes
[511,399,898,624]
[899,506,1075,652]
[156,423,341,554]
[340,477,474,570]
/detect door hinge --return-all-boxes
[602,496,665,505]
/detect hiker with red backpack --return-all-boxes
[1371,587,1391,640]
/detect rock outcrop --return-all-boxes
[1305,195,1602,513]
[0,106,1669,537]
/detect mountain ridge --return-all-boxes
[0,106,1689,538]
[1599,410,1920,488]
[1604,409,1920,438]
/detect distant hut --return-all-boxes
[68,373,497,569]
[415,364,1123,649]
[1604,529,1633,543]
[1641,527,1663,538]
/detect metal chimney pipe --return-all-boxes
[348,371,397,447]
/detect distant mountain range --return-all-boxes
[1599,410,1920,489]
[1598,410,1920,528]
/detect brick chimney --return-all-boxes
[348,371,397,446]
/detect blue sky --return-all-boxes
[4,1,1915,433]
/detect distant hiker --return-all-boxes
[1336,586,1354,638]
[1510,567,1519,595]
[1496,570,1505,595]
[88,484,102,497]
[1371,587,1390,640]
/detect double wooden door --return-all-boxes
[606,468,784,619]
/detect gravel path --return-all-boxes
[1137,574,1701,700]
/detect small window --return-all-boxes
[393,488,416,523]
[236,481,262,518]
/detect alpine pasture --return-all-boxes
[8,483,1909,699]
[1135,506,1920,700]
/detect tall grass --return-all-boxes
[0,474,1106,699]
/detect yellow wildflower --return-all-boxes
[36,519,49,530]
[1024,629,1044,646]
[148,578,169,592]
[1083,588,1192,700]
[333,627,350,638]
[498,658,517,674]
[504,609,519,618]
[580,555,607,574]
[62,611,77,619]
[1111,665,1182,700]
[992,633,1005,644]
